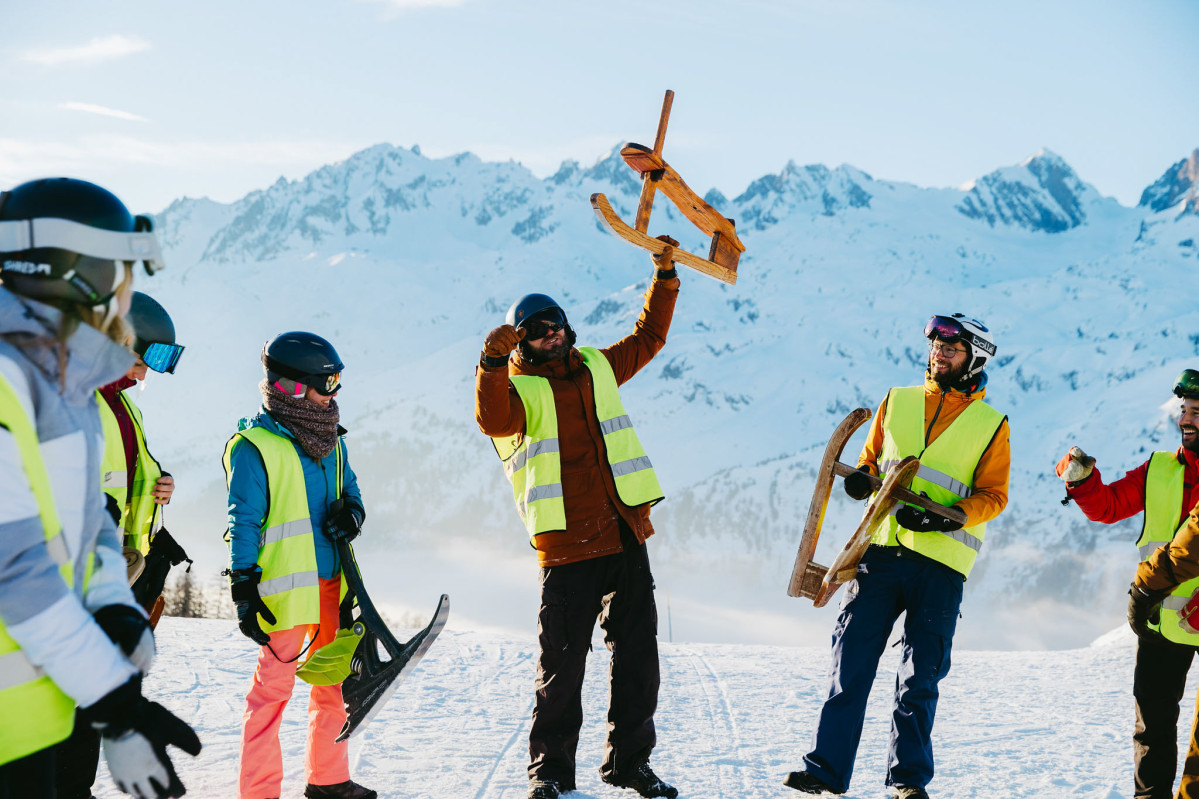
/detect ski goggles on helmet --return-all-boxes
[140,342,185,374]
[521,308,567,341]
[0,212,164,274]
[925,315,968,342]
[1174,369,1199,400]
[310,371,341,396]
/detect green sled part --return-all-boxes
[295,621,366,686]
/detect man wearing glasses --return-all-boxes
[786,313,1010,799]
[475,236,681,799]
[1059,370,1199,799]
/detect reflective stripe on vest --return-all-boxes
[491,347,665,541]
[222,428,346,632]
[874,385,1005,578]
[97,392,163,554]
[0,373,75,765]
[1137,452,1199,645]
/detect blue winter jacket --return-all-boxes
[226,410,363,579]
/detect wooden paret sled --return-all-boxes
[787,408,969,608]
[590,90,745,285]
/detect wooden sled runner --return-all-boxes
[787,408,969,607]
[590,90,745,285]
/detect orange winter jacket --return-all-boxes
[857,374,1010,527]
[476,274,679,567]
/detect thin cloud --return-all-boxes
[361,0,469,18]
[21,35,151,66]
[59,102,148,123]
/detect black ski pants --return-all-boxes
[1134,633,1196,799]
[528,524,659,788]
[51,709,101,799]
[0,746,55,798]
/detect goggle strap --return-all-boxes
[0,218,163,272]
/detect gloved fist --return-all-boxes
[94,604,155,674]
[1055,446,1095,485]
[895,500,964,534]
[843,467,875,501]
[82,676,202,799]
[652,234,680,269]
[483,325,525,358]
[229,567,276,646]
[324,498,364,543]
[1128,583,1168,639]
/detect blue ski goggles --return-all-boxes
[141,342,185,374]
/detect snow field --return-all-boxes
[94,617,1199,798]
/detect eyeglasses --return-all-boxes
[1175,369,1199,400]
[140,342,184,374]
[929,341,966,358]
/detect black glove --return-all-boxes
[843,467,875,501]
[82,675,201,799]
[94,604,155,673]
[324,498,364,543]
[895,499,964,533]
[132,528,193,610]
[1128,583,1169,639]
[229,567,276,646]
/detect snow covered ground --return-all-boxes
[94,616,1199,798]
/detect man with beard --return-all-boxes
[785,313,1010,799]
[475,237,680,799]
[1060,369,1199,799]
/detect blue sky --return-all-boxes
[2,0,1196,214]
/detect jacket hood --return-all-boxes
[0,287,136,399]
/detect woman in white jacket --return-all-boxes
[0,178,199,799]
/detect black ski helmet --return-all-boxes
[128,292,176,353]
[506,293,565,328]
[0,178,162,307]
[262,331,344,395]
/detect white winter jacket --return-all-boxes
[0,287,142,708]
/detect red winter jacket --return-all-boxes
[1067,446,1199,530]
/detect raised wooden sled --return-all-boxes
[787,408,970,605]
[590,89,745,285]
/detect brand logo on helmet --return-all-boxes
[2,260,52,275]
[967,334,996,356]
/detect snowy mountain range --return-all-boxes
[139,142,1199,650]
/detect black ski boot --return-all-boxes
[600,761,678,798]
[889,786,929,799]
[783,770,844,795]
[304,780,377,798]
[528,779,561,799]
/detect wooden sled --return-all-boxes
[590,90,745,285]
[812,456,920,608]
[787,408,970,605]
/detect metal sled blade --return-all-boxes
[334,592,450,743]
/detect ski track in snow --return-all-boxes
[93,618,1199,798]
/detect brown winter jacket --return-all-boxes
[476,274,680,567]
[1136,500,1199,593]
[857,373,1011,527]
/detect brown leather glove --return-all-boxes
[652,235,679,269]
[483,325,525,358]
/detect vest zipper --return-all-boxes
[923,390,947,454]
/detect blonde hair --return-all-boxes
[54,262,136,389]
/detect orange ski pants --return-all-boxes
[239,577,350,799]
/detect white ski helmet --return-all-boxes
[925,313,996,381]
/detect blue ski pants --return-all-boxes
[802,545,964,792]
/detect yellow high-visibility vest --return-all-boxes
[492,347,664,541]
[874,385,1005,577]
[97,391,163,554]
[1141,452,1199,645]
[0,373,77,764]
[222,427,346,631]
